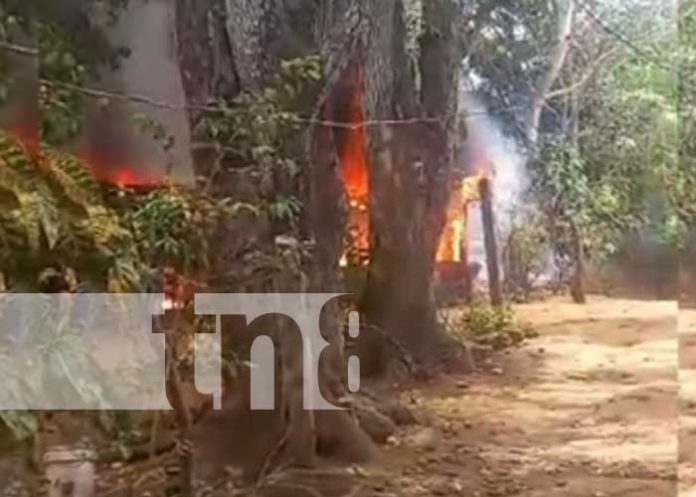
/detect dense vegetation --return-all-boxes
[0,0,693,495]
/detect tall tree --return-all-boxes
[528,0,679,300]
[174,0,386,470]
[323,0,461,368]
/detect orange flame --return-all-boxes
[341,89,369,201]
[339,68,370,264]
[2,108,167,188]
[436,172,487,263]
[79,149,165,188]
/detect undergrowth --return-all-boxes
[440,299,538,350]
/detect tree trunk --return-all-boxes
[568,67,586,304]
[174,0,377,468]
[306,109,377,463]
[569,220,586,304]
[175,0,239,105]
[88,0,195,183]
[165,326,194,497]
[527,0,575,146]
[359,0,459,368]
[223,0,289,92]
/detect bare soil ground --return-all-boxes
[0,296,681,497]
[679,307,696,496]
[355,296,679,497]
[115,296,682,496]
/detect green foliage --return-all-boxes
[502,213,550,300]
[458,0,561,136]
[679,0,696,235]
[0,6,320,450]
[196,55,322,222]
[530,0,678,262]
[440,300,537,350]
[0,131,140,290]
[579,47,677,242]
[0,129,245,293]
[127,187,240,277]
[38,22,89,145]
[530,140,613,260]
[197,55,322,165]
[463,0,682,266]
[268,195,302,224]
[0,3,129,146]
[0,133,244,442]
[463,300,515,338]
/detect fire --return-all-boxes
[95,165,163,187]
[339,67,370,265]
[436,172,487,263]
[3,124,165,188]
[342,89,369,200]
[79,150,165,188]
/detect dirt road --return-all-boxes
[680,307,696,496]
[364,296,679,497]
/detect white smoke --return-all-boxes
[460,92,527,281]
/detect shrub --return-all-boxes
[440,299,537,350]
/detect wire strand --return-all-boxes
[0,41,524,128]
[575,0,674,72]
[39,79,523,128]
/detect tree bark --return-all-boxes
[165,327,194,497]
[175,0,239,105]
[223,0,289,92]
[360,0,426,363]
[567,66,586,304]
[527,0,575,146]
[306,108,377,463]
[569,220,586,304]
[358,0,459,368]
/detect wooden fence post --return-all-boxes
[479,177,503,307]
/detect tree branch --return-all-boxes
[527,0,576,145]
[546,45,618,100]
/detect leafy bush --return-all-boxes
[0,132,141,290]
[440,299,537,350]
[463,300,515,337]
[127,187,241,278]
[502,212,550,301]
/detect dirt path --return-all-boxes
[363,296,678,497]
[680,307,696,496]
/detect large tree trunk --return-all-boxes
[175,0,239,105]
[223,0,290,91]
[306,110,378,463]
[89,0,195,183]
[175,0,379,470]
[359,0,459,369]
